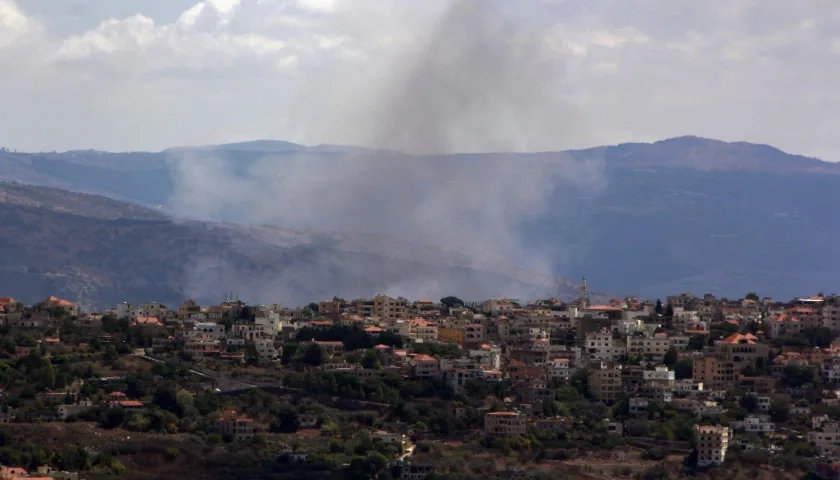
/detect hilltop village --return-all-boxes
[2,287,840,480]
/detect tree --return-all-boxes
[360,350,381,370]
[440,296,465,308]
[270,407,300,433]
[663,347,678,367]
[688,335,707,351]
[781,365,815,388]
[654,299,663,315]
[739,394,758,413]
[674,359,694,380]
[306,303,319,313]
[571,370,590,398]
[745,292,760,301]
[664,304,674,318]
[302,343,325,366]
[770,399,791,422]
[281,342,299,365]
[802,327,835,348]
[176,390,194,411]
[101,407,126,429]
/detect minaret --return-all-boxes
[580,276,588,308]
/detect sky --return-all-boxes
[1,0,839,160]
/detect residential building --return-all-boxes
[730,415,775,434]
[585,329,623,362]
[693,355,736,390]
[57,399,94,420]
[484,411,526,436]
[411,354,440,379]
[824,296,840,332]
[588,363,623,404]
[373,295,408,320]
[548,358,570,382]
[438,327,465,346]
[715,333,769,370]
[694,425,730,467]
[400,463,435,480]
[809,422,840,456]
[643,365,676,391]
[217,410,255,441]
[626,334,672,359]
[408,319,438,342]
[629,397,649,415]
[178,299,201,320]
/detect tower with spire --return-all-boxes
[580,276,588,309]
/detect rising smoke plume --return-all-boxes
[169,0,605,305]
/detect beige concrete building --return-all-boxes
[692,355,736,390]
[373,295,408,320]
[484,411,526,436]
[588,363,623,404]
[695,425,730,467]
[715,333,769,371]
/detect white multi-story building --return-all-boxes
[731,415,775,434]
[629,397,649,415]
[189,322,226,339]
[255,312,285,332]
[674,379,704,395]
[695,425,730,467]
[548,358,571,381]
[809,422,840,455]
[115,302,132,319]
[643,366,676,391]
[468,344,501,371]
[585,329,623,361]
[253,337,277,360]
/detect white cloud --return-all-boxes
[0,0,839,160]
[296,0,337,13]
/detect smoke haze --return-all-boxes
[168,0,606,305]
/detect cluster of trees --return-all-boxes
[0,429,98,472]
[294,325,403,352]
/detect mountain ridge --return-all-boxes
[0,181,583,309]
[2,136,839,301]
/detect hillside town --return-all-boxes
[2,285,840,479]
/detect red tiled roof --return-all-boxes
[46,295,74,307]
[586,305,623,312]
[413,354,436,362]
[0,467,28,476]
[720,333,758,345]
[134,316,163,326]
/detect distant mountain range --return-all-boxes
[1,135,838,305]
